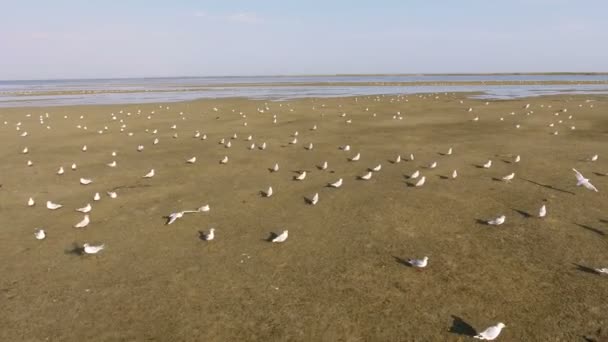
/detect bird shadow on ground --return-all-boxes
[448,315,477,337]
[599,219,608,224]
[512,208,532,218]
[574,223,606,236]
[491,177,503,182]
[392,256,412,267]
[475,219,489,225]
[265,232,278,242]
[501,159,512,164]
[303,196,315,205]
[472,164,485,168]
[438,175,449,180]
[521,178,575,195]
[65,243,85,256]
[573,263,599,275]
[593,172,606,177]
[405,182,416,187]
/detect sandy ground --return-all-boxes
[1,93,607,341]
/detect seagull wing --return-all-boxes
[582,180,599,192]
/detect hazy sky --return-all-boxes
[1,0,607,79]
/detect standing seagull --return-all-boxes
[501,173,515,182]
[329,178,343,188]
[474,322,506,340]
[272,230,288,243]
[487,215,506,225]
[483,160,492,169]
[572,168,598,192]
[408,256,429,269]
[143,169,155,178]
[539,204,547,218]
[83,243,105,254]
[202,228,215,241]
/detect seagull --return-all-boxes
[271,163,279,172]
[319,161,328,170]
[107,161,117,167]
[295,171,307,180]
[198,204,210,212]
[80,178,93,185]
[27,197,35,206]
[263,186,273,197]
[360,171,373,180]
[76,203,92,213]
[272,230,289,243]
[409,153,415,161]
[408,256,429,268]
[46,201,62,210]
[57,166,65,175]
[153,138,159,145]
[137,145,144,151]
[501,173,515,182]
[22,147,29,154]
[446,147,453,155]
[595,268,608,275]
[487,215,506,225]
[329,178,343,188]
[34,229,46,240]
[414,176,426,187]
[572,168,598,192]
[202,228,215,241]
[371,164,382,172]
[514,155,521,163]
[82,145,87,152]
[309,193,319,205]
[289,137,298,144]
[539,204,547,218]
[452,170,458,179]
[71,163,77,170]
[259,142,267,150]
[394,155,402,163]
[143,169,155,178]
[590,154,599,162]
[305,143,313,150]
[83,243,104,254]
[341,145,351,151]
[474,322,506,340]
[483,160,492,168]
[187,157,196,164]
[349,153,361,161]
[410,170,420,179]
[166,212,184,225]
[107,191,118,199]
[74,214,90,228]
[429,161,437,169]
[93,193,101,201]
[220,156,229,164]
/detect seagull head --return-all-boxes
[497,323,506,328]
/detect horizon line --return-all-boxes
[2,72,608,82]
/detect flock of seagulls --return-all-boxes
[4,93,606,340]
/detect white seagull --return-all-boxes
[271,163,279,172]
[309,193,319,205]
[263,186,273,197]
[107,191,118,199]
[349,153,361,161]
[408,256,429,268]
[34,229,46,240]
[74,214,90,228]
[360,171,373,180]
[572,168,598,192]
[57,166,65,175]
[83,243,105,254]
[220,156,229,164]
[452,170,458,179]
[501,173,515,182]
[187,157,196,164]
[483,160,492,169]
[80,178,93,185]
[487,215,506,225]
[93,193,101,201]
[28,197,35,207]
[143,169,155,178]
[166,212,184,225]
[371,164,382,172]
[295,171,307,181]
[410,170,420,179]
[320,161,328,170]
[474,322,506,340]
[539,204,547,218]
[202,228,215,241]
[76,203,92,213]
[272,230,289,243]
[414,176,426,187]
[429,161,437,169]
[329,178,343,188]
[107,161,117,168]
[46,201,62,210]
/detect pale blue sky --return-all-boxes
[1,0,607,80]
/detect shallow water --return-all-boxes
[1,75,608,107]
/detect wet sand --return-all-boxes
[1,93,607,341]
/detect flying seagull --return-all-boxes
[573,168,598,192]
